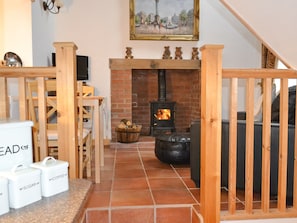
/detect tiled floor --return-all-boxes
[83,136,202,223]
[83,136,280,223]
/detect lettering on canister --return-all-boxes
[0,144,29,156]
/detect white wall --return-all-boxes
[50,0,261,138]
[30,0,261,139]
[0,0,33,102]
[0,0,33,66]
[221,0,297,70]
[31,0,55,66]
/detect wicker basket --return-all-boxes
[115,125,142,143]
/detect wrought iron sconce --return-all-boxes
[43,0,63,14]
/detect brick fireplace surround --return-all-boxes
[110,59,201,141]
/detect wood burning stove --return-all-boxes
[150,69,176,135]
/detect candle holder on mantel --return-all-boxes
[174,47,183,60]
[191,47,199,60]
[125,47,133,59]
[162,46,172,59]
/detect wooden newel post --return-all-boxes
[0,78,9,119]
[200,45,224,223]
[54,42,78,179]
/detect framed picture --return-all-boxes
[130,0,199,41]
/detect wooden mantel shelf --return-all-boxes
[109,58,201,70]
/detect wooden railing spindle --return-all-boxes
[278,78,289,211]
[228,77,238,214]
[261,78,272,212]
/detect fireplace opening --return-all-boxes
[150,69,176,135]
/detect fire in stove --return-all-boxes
[154,109,171,120]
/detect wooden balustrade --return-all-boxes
[200,45,297,222]
[2,42,297,221]
[0,42,79,179]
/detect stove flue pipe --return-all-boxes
[158,69,166,102]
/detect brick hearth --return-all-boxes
[110,59,201,141]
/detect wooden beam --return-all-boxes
[109,58,200,70]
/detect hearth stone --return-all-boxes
[155,133,191,164]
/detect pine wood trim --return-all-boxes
[109,58,200,70]
[228,78,238,214]
[200,44,224,223]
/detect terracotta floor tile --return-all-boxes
[152,189,196,205]
[146,168,178,178]
[138,146,155,151]
[86,209,109,223]
[85,191,111,208]
[174,167,191,178]
[116,154,140,163]
[85,136,285,222]
[111,190,154,206]
[139,151,155,158]
[189,188,200,203]
[114,162,143,170]
[101,158,115,169]
[192,204,201,212]
[116,150,139,155]
[142,158,172,170]
[192,207,202,223]
[114,168,145,178]
[104,148,116,156]
[93,180,113,192]
[113,178,149,191]
[137,136,155,143]
[149,178,186,190]
[111,208,154,223]
[100,169,114,181]
[182,178,197,189]
[113,143,138,150]
[156,207,191,223]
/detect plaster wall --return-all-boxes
[0,0,33,101]
[2,0,261,139]
[221,0,297,70]
[51,0,261,138]
[0,0,33,66]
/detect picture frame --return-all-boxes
[130,0,199,41]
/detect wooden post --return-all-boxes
[18,77,27,121]
[54,42,78,179]
[200,45,224,223]
[0,77,9,119]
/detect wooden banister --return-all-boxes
[261,78,272,212]
[54,42,78,179]
[200,45,297,221]
[200,44,224,223]
[0,42,79,179]
[0,77,9,118]
[228,77,238,214]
